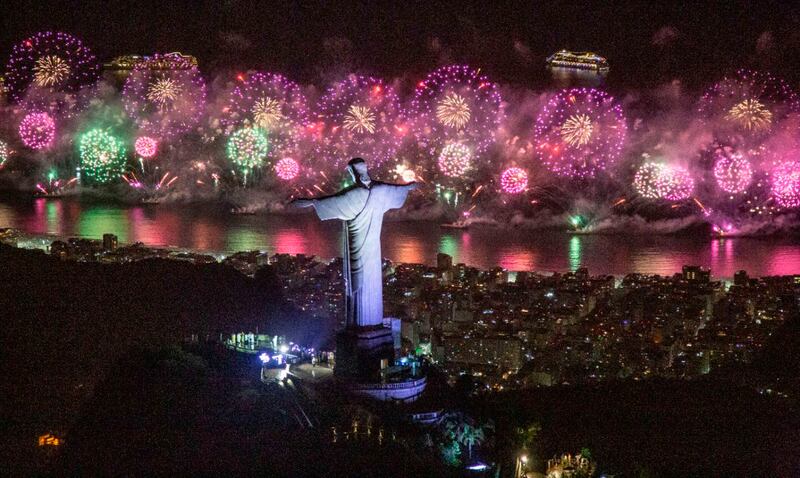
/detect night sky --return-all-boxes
[1,0,799,89]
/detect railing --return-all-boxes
[350,377,427,390]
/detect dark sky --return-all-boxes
[1,0,799,89]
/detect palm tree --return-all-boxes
[458,423,485,460]
[443,414,486,460]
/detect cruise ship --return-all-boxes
[546,50,609,72]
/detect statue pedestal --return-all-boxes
[334,325,427,402]
[334,326,394,380]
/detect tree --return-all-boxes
[516,423,541,449]
[442,412,488,460]
[439,440,462,467]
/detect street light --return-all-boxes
[515,452,529,478]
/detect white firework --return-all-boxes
[436,93,471,129]
[252,97,284,129]
[146,77,181,108]
[33,55,71,87]
[343,104,376,134]
[560,114,594,147]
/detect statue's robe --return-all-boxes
[310,182,411,328]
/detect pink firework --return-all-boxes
[19,112,56,150]
[122,53,206,139]
[410,64,504,158]
[771,161,800,208]
[314,74,404,170]
[500,167,528,194]
[274,157,300,180]
[535,88,626,178]
[437,142,472,178]
[134,136,158,158]
[222,72,309,161]
[661,165,694,201]
[713,150,753,194]
[699,69,800,140]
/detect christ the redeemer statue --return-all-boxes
[292,158,416,329]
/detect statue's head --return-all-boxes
[348,158,371,186]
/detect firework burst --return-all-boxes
[19,112,56,150]
[634,162,694,201]
[560,114,594,147]
[274,157,300,181]
[222,72,309,168]
[227,127,269,172]
[0,141,9,168]
[725,99,773,132]
[252,97,283,129]
[79,128,127,184]
[33,55,71,87]
[437,142,472,177]
[146,77,181,109]
[771,161,800,208]
[436,93,471,129]
[699,69,799,141]
[134,136,158,158]
[713,150,753,194]
[122,53,206,139]
[500,167,528,194]
[343,105,376,134]
[5,31,99,115]
[411,65,503,159]
[315,74,404,170]
[535,88,626,178]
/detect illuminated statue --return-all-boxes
[293,158,416,328]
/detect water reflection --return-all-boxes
[46,200,61,235]
[568,236,582,271]
[768,247,800,276]
[499,249,535,271]
[549,66,607,88]
[2,198,800,278]
[227,227,268,252]
[438,234,459,261]
[78,207,129,243]
[191,219,225,251]
[274,229,309,256]
[392,234,425,264]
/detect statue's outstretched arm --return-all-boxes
[292,186,360,221]
[291,198,314,208]
[380,181,417,210]
[290,187,351,208]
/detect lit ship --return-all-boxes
[546,50,609,72]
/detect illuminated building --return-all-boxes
[437,252,453,270]
[545,50,610,71]
[444,336,524,372]
[102,233,118,252]
[546,452,596,478]
[682,265,710,283]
